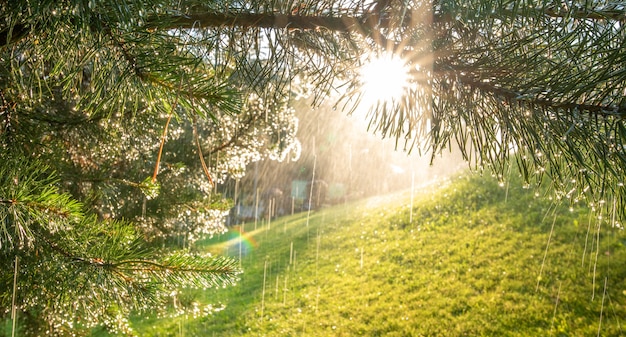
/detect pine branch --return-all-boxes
[145,12,382,32]
[457,74,626,118]
[432,3,626,23]
[151,75,183,184]
[33,214,240,302]
[193,116,215,187]
[523,6,626,21]
[41,230,239,287]
[103,24,145,80]
[112,255,239,278]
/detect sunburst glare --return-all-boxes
[359,53,411,105]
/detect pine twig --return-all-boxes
[152,112,174,183]
[152,76,184,183]
[188,81,215,188]
[193,116,214,188]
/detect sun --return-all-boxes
[359,53,411,104]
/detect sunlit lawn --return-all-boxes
[126,173,625,336]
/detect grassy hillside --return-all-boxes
[127,173,625,336]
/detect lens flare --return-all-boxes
[359,53,410,104]
[224,226,258,256]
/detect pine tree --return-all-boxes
[173,0,625,220]
[41,0,620,220]
[0,154,241,335]
[0,0,298,334]
[2,0,625,335]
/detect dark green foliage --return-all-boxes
[0,154,241,335]
[0,0,252,333]
[0,0,241,121]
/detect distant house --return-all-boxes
[230,186,285,224]
[292,179,328,211]
[232,203,261,222]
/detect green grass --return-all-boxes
[127,173,626,336]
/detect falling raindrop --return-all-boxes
[410,169,415,224]
[283,274,288,306]
[267,198,272,230]
[536,212,558,292]
[315,229,321,280]
[598,277,608,335]
[549,281,562,336]
[254,187,260,231]
[261,259,268,320]
[591,207,604,301]
[306,155,317,228]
